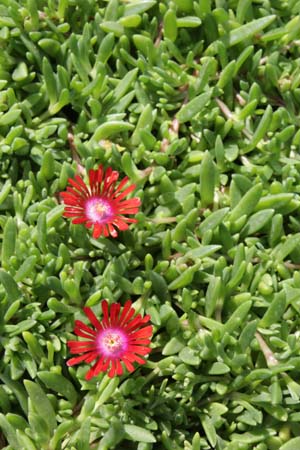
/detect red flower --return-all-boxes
[67,300,153,380]
[60,165,141,238]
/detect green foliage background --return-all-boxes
[1,0,300,449]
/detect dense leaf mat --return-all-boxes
[1,0,300,449]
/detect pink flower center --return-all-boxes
[85,197,113,223]
[97,328,128,357]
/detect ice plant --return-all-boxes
[60,165,141,238]
[67,300,153,379]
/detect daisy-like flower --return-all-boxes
[60,165,141,238]
[67,300,153,380]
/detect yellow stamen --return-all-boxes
[96,203,106,214]
[104,333,122,352]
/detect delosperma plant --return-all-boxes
[1,0,300,449]
[67,300,153,380]
[61,165,141,238]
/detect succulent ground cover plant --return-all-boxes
[1,0,300,449]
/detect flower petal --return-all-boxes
[72,217,88,224]
[67,354,93,366]
[127,344,152,355]
[108,223,118,237]
[118,300,134,326]
[124,353,146,365]
[116,359,123,376]
[92,223,104,239]
[86,357,110,380]
[74,320,97,338]
[129,325,153,340]
[101,300,110,328]
[122,357,135,373]
[123,315,148,333]
[110,303,121,327]
[113,219,129,231]
[108,359,117,377]
[83,307,103,331]
[68,342,96,354]
[114,184,137,201]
